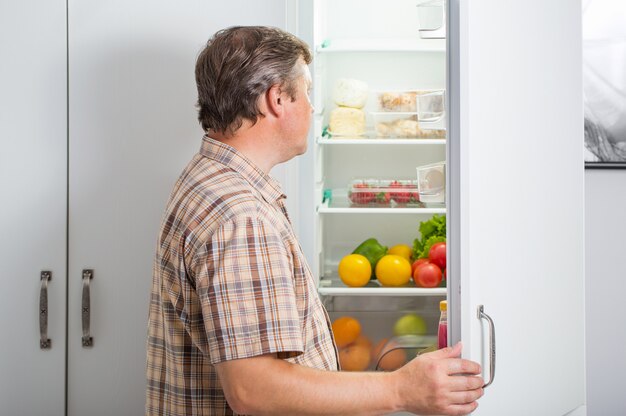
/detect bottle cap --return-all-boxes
[440,300,447,311]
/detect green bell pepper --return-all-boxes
[352,238,388,280]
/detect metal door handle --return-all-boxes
[39,271,52,349]
[82,269,93,347]
[477,305,496,388]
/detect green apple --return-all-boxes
[393,314,427,336]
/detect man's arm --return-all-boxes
[215,342,484,416]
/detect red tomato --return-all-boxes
[428,242,447,270]
[411,258,430,275]
[444,268,447,280]
[413,263,443,288]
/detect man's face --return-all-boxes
[281,61,314,158]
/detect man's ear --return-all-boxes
[265,84,284,118]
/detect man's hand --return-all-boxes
[395,342,484,415]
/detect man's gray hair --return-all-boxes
[195,26,312,135]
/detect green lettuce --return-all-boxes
[413,214,446,259]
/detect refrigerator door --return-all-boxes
[448,0,585,415]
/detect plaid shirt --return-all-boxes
[146,136,338,415]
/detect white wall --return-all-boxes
[585,169,626,415]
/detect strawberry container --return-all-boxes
[348,179,420,207]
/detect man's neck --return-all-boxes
[208,126,281,174]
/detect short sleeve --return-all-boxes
[194,215,304,364]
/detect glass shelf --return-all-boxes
[317,137,446,145]
[318,197,446,215]
[318,275,446,297]
[316,38,446,53]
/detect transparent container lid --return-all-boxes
[416,162,446,204]
[417,90,445,122]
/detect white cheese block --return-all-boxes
[333,78,369,109]
[329,107,366,136]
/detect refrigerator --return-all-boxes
[293,0,586,415]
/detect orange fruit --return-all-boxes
[331,316,362,348]
[375,254,412,287]
[352,335,372,350]
[339,344,371,371]
[371,338,407,371]
[338,254,371,287]
[387,244,413,261]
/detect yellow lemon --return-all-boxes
[375,254,412,287]
[338,254,372,287]
[387,244,413,261]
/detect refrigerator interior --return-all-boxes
[311,0,447,370]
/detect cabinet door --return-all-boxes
[67,1,288,414]
[0,1,67,415]
[448,0,585,414]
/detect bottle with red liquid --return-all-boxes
[438,300,448,349]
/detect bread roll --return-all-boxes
[375,117,446,138]
[333,78,369,109]
[329,107,366,136]
[393,119,421,137]
[379,92,417,112]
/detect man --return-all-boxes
[146,26,484,415]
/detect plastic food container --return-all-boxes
[416,162,445,204]
[377,91,419,112]
[417,90,445,122]
[371,112,446,139]
[417,0,446,39]
[348,179,420,206]
[372,113,419,138]
[376,90,444,113]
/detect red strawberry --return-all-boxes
[349,183,375,205]
[376,191,391,205]
[389,180,412,204]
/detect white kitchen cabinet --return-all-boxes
[1,1,289,415]
[0,1,67,415]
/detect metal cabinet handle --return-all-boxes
[477,305,496,388]
[39,271,52,349]
[82,269,93,347]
